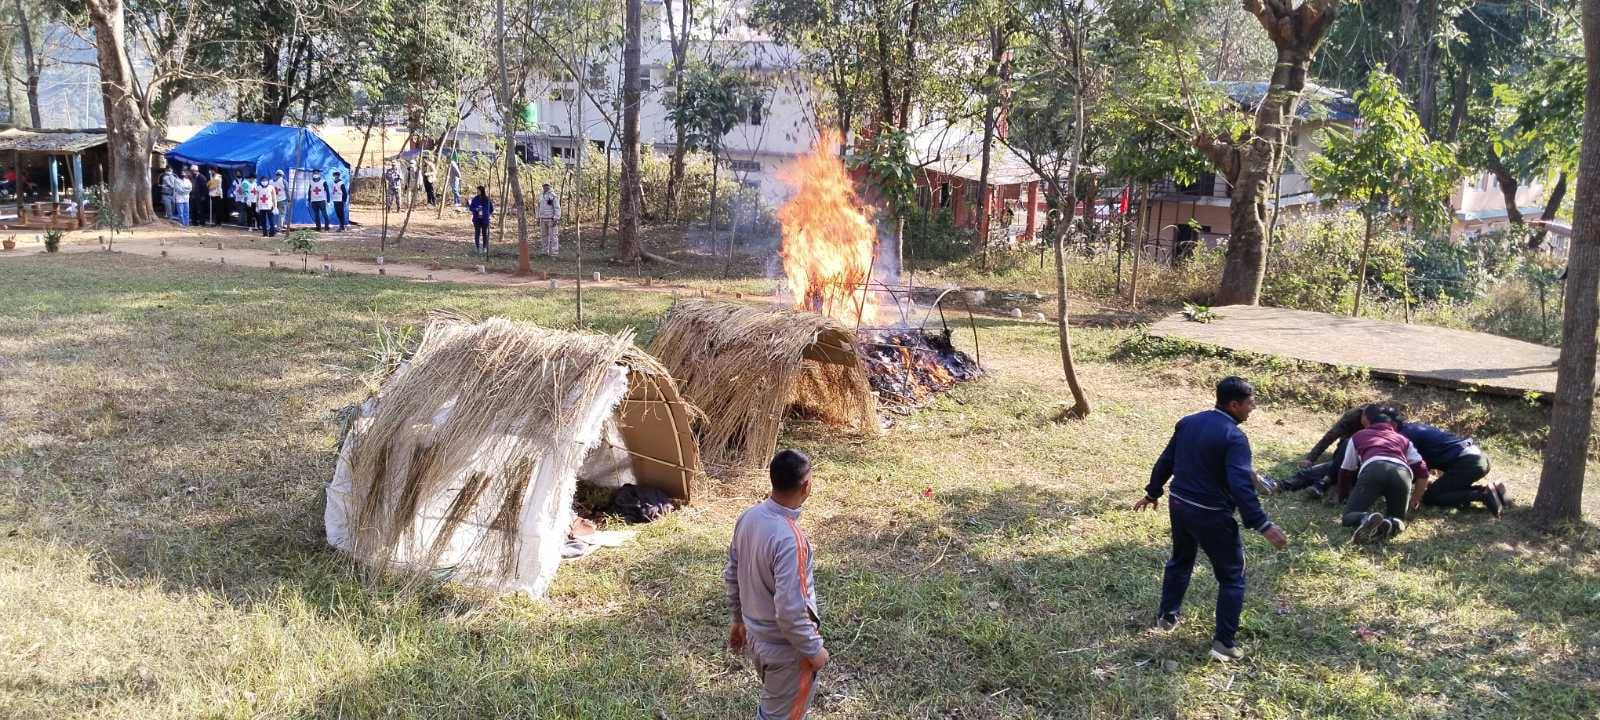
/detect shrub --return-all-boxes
[43,230,62,253]
[904,208,974,262]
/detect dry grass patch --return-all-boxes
[0,253,1596,719]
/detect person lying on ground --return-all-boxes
[1399,421,1505,518]
[1136,376,1289,663]
[1279,403,1375,498]
[1338,405,1428,544]
[726,449,828,719]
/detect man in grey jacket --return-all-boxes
[725,449,829,719]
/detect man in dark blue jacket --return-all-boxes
[1399,421,1503,517]
[1136,376,1289,662]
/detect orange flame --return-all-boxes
[778,130,879,325]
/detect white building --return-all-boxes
[460,0,821,205]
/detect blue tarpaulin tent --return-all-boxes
[167,122,351,225]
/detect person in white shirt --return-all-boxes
[536,183,561,255]
[329,171,348,231]
[271,170,291,231]
[160,168,176,219]
[173,171,193,227]
[308,171,330,231]
[256,175,279,237]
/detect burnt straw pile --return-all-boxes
[856,327,983,406]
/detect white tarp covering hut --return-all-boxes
[326,315,701,598]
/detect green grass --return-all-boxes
[1,253,1597,719]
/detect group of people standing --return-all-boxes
[384,157,463,212]
[159,165,348,236]
[158,166,223,227]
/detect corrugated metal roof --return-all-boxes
[0,128,108,153]
[1216,81,1357,122]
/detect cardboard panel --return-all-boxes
[614,370,702,503]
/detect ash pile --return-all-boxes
[856,326,983,407]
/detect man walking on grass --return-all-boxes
[1136,376,1289,662]
[726,449,828,719]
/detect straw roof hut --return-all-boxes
[325,315,701,598]
[648,298,877,468]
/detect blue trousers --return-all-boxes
[175,201,190,227]
[1158,497,1247,646]
[260,210,277,236]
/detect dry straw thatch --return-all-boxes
[649,298,877,467]
[341,313,694,594]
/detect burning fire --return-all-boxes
[778,130,880,325]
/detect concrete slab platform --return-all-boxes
[1149,304,1577,399]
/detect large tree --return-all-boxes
[1533,0,1600,528]
[1196,0,1343,306]
[615,0,643,263]
[82,0,157,225]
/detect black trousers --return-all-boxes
[1158,498,1246,647]
[332,201,346,230]
[473,222,489,251]
[1421,452,1491,507]
[1342,462,1410,525]
[311,200,328,230]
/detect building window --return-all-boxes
[587,62,608,90]
[550,88,575,103]
[748,97,764,126]
[938,182,951,208]
[727,159,761,173]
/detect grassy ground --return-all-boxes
[2,253,1597,719]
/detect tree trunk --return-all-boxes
[662,0,691,220]
[350,108,378,207]
[1487,154,1524,224]
[1446,65,1470,142]
[259,39,283,124]
[15,0,40,129]
[1534,0,1600,529]
[600,136,615,250]
[1353,210,1373,316]
[1207,1,1343,306]
[975,25,1006,272]
[1130,182,1149,309]
[615,0,643,263]
[85,0,156,226]
[393,133,424,243]
[1053,11,1090,420]
[494,0,532,274]
[1530,170,1568,249]
[710,147,725,276]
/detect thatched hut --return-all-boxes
[325,315,702,598]
[648,298,877,467]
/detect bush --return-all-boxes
[43,230,62,253]
[1260,212,1405,314]
[904,208,974,262]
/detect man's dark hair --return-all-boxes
[769,448,812,493]
[1364,404,1398,425]
[1215,376,1254,407]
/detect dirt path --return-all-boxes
[0,221,1141,327]
[0,222,699,293]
